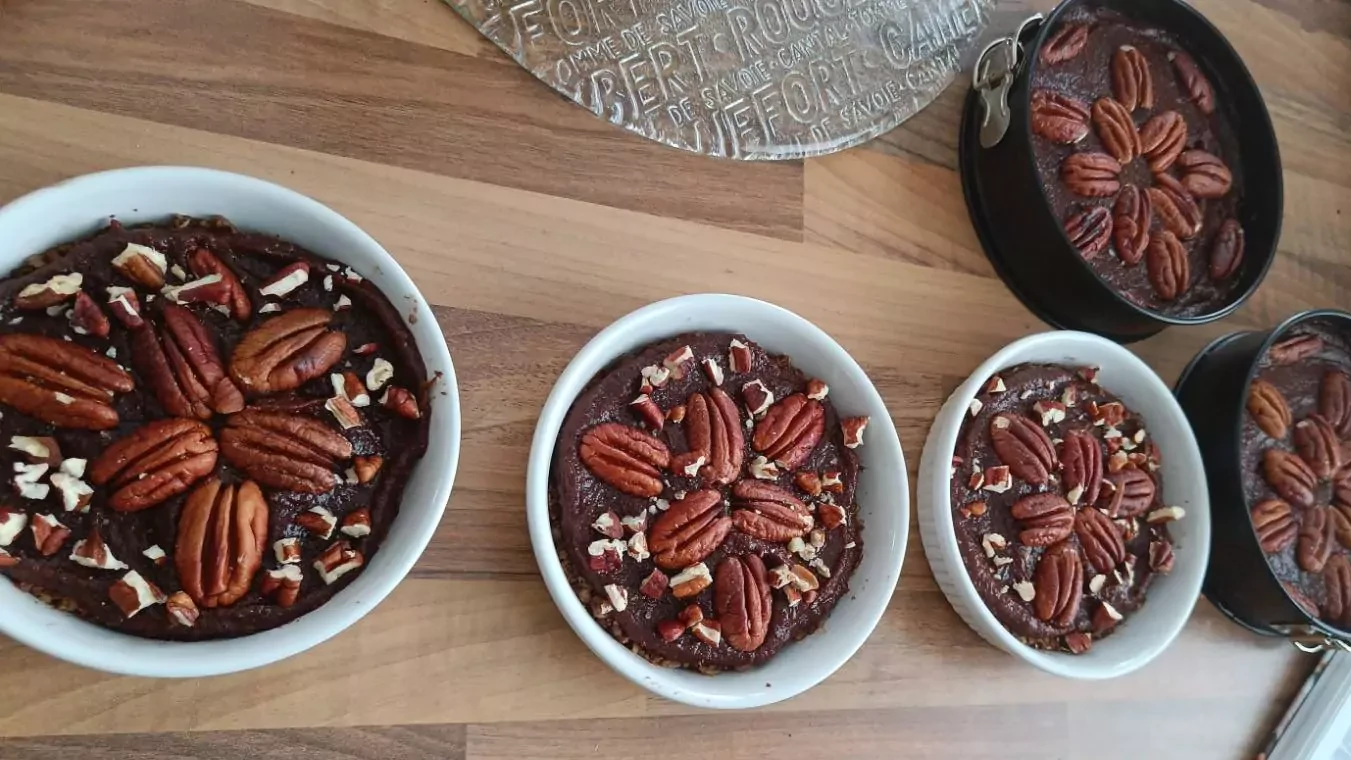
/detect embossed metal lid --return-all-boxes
[443,0,995,159]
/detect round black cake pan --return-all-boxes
[958,0,1282,343]
[1176,309,1351,648]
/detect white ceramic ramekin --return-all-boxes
[527,294,909,708]
[0,166,460,676]
[917,330,1210,679]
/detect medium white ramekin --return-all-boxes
[917,330,1210,679]
[0,166,460,676]
[527,294,909,708]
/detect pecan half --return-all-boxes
[1033,542,1083,628]
[1040,23,1089,66]
[1209,219,1244,281]
[714,555,771,653]
[991,413,1057,485]
[175,478,268,608]
[1030,90,1090,144]
[0,334,133,430]
[1112,184,1151,266]
[1294,415,1342,479]
[1010,492,1073,546]
[220,409,352,493]
[671,389,743,486]
[1247,378,1292,439]
[229,308,346,393]
[1076,507,1127,573]
[1060,430,1103,505]
[1321,371,1351,438]
[1252,499,1296,553]
[1111,45,1153,111]
[648,489,731,570]
[1148,174,1202,240]
[1269,335,1323,365]
[1146,230,1190,301]
[89,418,218,511]
[1064,206,1112,259]
[187,248,251,321]
[1104,468,1156,518]
[1263,449,1317,509]
[577,422,669,498]
[730,480,812,542]
[1325,554,1351,626]
[1091,97,1140,163]
[133,303,245,419]
[752,393,824,471]
[1169,50,1215,115]
[1061,152,1122,198]
[1298,506,1336,574]
[1176,150,1233,199]
[1139,111,1187,172]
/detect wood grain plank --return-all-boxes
[0,0,1341,745]
[0,724,466,759]
[0,0,804,239]
[803,148,992,276]
[1068,694,1302,760]
[0,575,1313,736]
[467,704,1069,759]
[238,0,500,59]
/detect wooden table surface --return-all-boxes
[0,0,1347,756]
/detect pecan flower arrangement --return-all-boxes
[1242,324,1351,629]
[948,362,1182,654]
[1030,9,1245,315]
[0,215,430,639]
[550,333,869,672]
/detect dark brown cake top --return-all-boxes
[0,216,430,639]
[1243,321,1351,627]
[950,362,1179,654]
[1031,9,1244,316]
[551,332,868,671]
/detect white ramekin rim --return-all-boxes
[526,294,909,708]
[0,166,461,677]
[916,330,1210,679]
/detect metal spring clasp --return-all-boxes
[973,14,1044,149]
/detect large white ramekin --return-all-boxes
[917,331,1210,679]
[527,294,909,708]
[0,167,460,676]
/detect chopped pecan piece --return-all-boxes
[186,248,251,321]
[15,273,82,311]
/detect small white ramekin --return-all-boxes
[527,294,909,708]
[917,330,1210,679]
[0,167,461,676]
